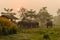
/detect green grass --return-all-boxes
[0,26,60,40]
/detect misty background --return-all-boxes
[0,0,60,17]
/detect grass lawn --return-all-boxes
[0,26,60,40]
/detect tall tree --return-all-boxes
[1,8,16,15]
[26,9,36,18]
[18,8,37,21]
[57,9,60,16]
[1,8,17,22]
[17,7,27,20]
[37,7,53,26]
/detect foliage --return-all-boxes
[18,7,27,18]
[26,9,36,18]
[37,7,53,26]
[1,8,16,18]
[18,8,37,20]
[57,9,60,15]
[38,7,52,21]
[0,17,18,35]
[0,26,60,40]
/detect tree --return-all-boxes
[1,8,16,15]
[1,8,17,22]
[18,8,37,21]
[57,9,60,16]
[37,7,53,26]
[17,7,27,20]
[26,9,36,18]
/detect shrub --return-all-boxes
[43,34,50,40]
[0,16,18,35]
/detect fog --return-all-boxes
[0,0,60,16]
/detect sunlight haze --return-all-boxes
[0,0,60,16]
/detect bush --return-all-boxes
[43,34,50,40]
[0,16,18,35]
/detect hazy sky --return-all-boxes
[0,0,60,16]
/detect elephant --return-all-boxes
[46,20,53,28]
